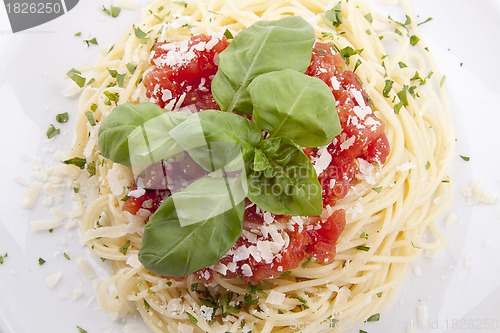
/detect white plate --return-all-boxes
[1,1,499,332]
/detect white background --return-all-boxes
[0,0,499,332]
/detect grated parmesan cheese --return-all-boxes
[22,181,42,209]
[46,271,62,289]
[266,290,286,305]
[30,219,62,232]
[417,304,428,326]
[461,179,498,205]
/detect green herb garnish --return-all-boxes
[0,253,7,265]
[83,37,98,47]
[366,313,380,322]
[63,157,87,169]
[85,111,96,126]
[46,124,60,139]
[126,63,137,74]
[460,155,470,161]
[76,326,87,333]
[56,112,69,123]
[99,18,341,278]
[119,240,131,255]
[67,68,86,88]
[38,258,46,265]
[383,80,393,98]
[355,245,370,252]
[323,3,342,29]
[103,5,121,18]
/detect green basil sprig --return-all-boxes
[97,16,343,277]
[211,16,315,114]
[139,180,245,276]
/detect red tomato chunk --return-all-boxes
[122,35,390,282]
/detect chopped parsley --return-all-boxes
[425,161,431,170]
[63,252,71,260]
[366,313,381,322]
[460,155,470,161]
[355,245,370,252]
[103,90,120,105]
[323,3,343,29]
[383,80,393,98]
[63,157,87,169]
[56,112,69,123]
[126,63,137,74]
[186,312,198,324]
[76,326,87,333]
[119,240,131,255]
[74,31,81,37]
[301,255,316,268]
[360,232,369,239]
[224,28,234,39]
[0,252,7,265]
[67,68,86,88]
[85,111,96,126]
[134,26,148,44]
[38,258,46,265]
[86,161,97,177]
[372,186,383,193]
[102,5,121,18]
[83,37,98,47]
[46,124,60,139]
[143,299,151,311]
[417,17,433,26]
[410,35,420,46]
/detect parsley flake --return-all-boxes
[119,240,131,255]
[83,37,98,47]
[67,68,86,88]
[383,80,393,98]
[0,253,7,265]
[410,35,420,46]
[103,5,121,18]
[366,313,380,322]
[46,124,60,139]
[323,3,343,29]
[63,157,87,169]
[56,112,69,123]
[355,245,370,252]
[38,258,46,265]
[460,155,470,161]
[76,326,87,333]
[85,111,96,126]
[186,312,198,324]
[126,63,137,74]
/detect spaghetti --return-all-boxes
[67,0,454,332]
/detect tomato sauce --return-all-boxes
[124,35,390,282]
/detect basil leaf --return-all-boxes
[139,177,245,276]
[211,16,315,114]
[247,137,322,216]
[169,110,262,172]
[98,103,164,166]
[127,111,190,169]
[248,69,340,147]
